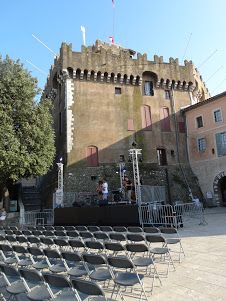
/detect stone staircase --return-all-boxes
[22,186,42,211]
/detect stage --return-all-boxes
[54,204,140,226]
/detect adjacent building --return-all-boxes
[183,91,226,206]
[41,40,209,206]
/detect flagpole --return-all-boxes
[112,0,115,43]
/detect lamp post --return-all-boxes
[55,160,64,208]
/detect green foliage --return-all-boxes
[0,56,55,184]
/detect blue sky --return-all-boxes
[1,0,226,97]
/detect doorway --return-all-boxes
[219,176,226,206]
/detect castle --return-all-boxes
[41,40,209,206]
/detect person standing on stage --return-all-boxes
[96,180,103,201]
[123,176,132,203]
[102,179,109,201]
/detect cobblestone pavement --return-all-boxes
[1,207,226,301]
[147,207,226,301]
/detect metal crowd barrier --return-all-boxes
[21,210,54,226]
[140,204,177,227]
[174,202,207,226]
[140,202,207,227]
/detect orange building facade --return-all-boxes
[183,91,226,206]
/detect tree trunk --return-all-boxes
[0,180,14,212]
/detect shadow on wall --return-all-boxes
[39,107,200,208]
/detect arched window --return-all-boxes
[67,67,73,79]
[76,69,81,79]
[84,69,88,80]
[142,71,157,96]
[135,76,140,86]
[97,71,101,82]
[86,146,98,167]
[117,73,121,84]
[123,74,128,84]
[110,73,115,83]
[90,70,95,81]
[160,107,171,132]
[104,72,108,82]
[141,105,152,130]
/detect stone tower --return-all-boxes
[41,40,209,206]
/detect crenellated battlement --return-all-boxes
[43,40,210,100]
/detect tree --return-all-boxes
[0,56,55,209]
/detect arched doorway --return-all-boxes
[219,177,226,206]
[213,171,226,206]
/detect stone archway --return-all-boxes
[213,171,226,206]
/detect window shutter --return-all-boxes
[144,106,152,130]
[216,133,226,157]
[161,107,171,132]
[141,106,146,129]
[141,105,152,130]
[128,119,134,131]
[87,146,98,166]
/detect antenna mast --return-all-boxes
[80,26,86,46]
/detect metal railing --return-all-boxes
[174,202,207,226]
[140,202,207,227]
[20,209,54,227]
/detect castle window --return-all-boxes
[197,138,206,152]
[97,71,101,81]
[104,72,108,82]
[144,81,154,96]
[165,90,171,99]
[157,148,167,165]
[214,109,222,123]
[76,69,81,79]
[129,75,134,85]
[115,87,121,95]
[86,146,98,167]
[128,119,134,131]
[117,74,121,84]
[160,107,171,132]
[123,74,128,84]
[196,116,203,128]
[67,67,73,79]
[141,105,152,130]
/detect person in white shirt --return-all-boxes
[0,208,6,224]
[192,196,201,207]
[102,179,108,201]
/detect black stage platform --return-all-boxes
[54,204,139,226]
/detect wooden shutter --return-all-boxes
[128,119,134,131]
[87,146,98,167]
[141,105,152,130]
[160,107,171,132]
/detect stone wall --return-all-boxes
[40,40,209,207]
[63,163,200,207]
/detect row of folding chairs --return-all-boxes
[0,233,177,280]
[0,226,185,264]
[1,226,183,244]
[1,224,175,233]
[0,263,137,301]
[0,231,185,262]
[0,245,158,301]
